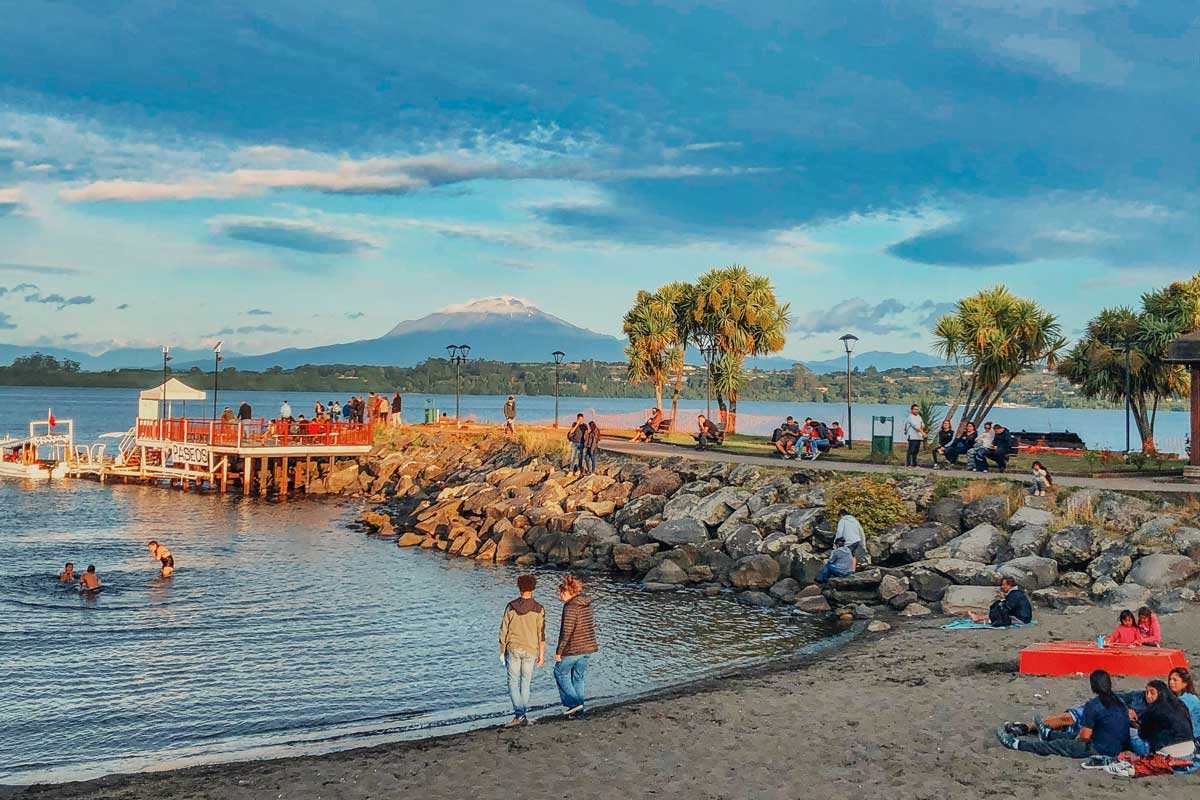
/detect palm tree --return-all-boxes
[651,281,695,431]
[623,290,674,410]
[690,266,790,433]
[933,285,1065,429]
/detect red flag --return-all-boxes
[48,409,56,428]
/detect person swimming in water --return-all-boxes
[78,564,100,591]
[148,540,174,571]
[59,562,75,582]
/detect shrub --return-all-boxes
[826,477,912,534]
[516,430,570,461]
[931,477,968,501]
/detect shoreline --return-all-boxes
[9,606,1199,799]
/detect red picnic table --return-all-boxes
[1020,640,1189,678]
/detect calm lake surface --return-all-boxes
[0,387,842,785]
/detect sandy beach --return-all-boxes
[9,605,1198,799]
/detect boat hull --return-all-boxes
[0,461,69,480]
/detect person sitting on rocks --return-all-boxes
[773,416,800,458]
[967,576,1032,627]
[815,544,855,583]
[996,669,1131,759]
[1030,461,1053,497]
[833,509,865,563]
[1108,609,1143,645]
[1137,606,1162,647]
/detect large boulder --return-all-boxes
[749,503,797,533]
[908,567,953,602]
[663,493,703,521]
[1087,542,1134,583]
[825,568,885,591]
[962,495,1010,530]
[648,518,709,547]
[1093,491,1155,533]
[632,468,683,499]
[1032,587,1091,609]
[495,530,532,563]
[878,574,907,601]
[1103,582,1152,608]
[573,514,619,545]
[1045,525,1099,570]
[729,554,781,590]
[941,523,1007,564]
[614,494,666,530]
[1131,515,1179,545]
[941,585,999,615]
[891,523,957,563]
[1007,505,1054,530]
[784,508,823,540]
[690,487,748,527]
[1126,554,1199,590]
[644,560,690,585]
[1002,526,1051,561]
[926,496,965,531]
[998,556,1059,590]
[789,551,827,586]
[924,558,1000,586]
[757,532,799,556]
[769,578,802,603]
[1172,527,1200,560]
[723,524,764,561]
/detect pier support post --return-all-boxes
[259,457,269,497]
[244,457,253,496]
[220,458,229,493]
[281,456,289,499]
[294,461,305,496]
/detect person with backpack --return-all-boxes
[567,414,587,473]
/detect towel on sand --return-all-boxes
[941,619,1038,630]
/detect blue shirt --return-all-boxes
[1180,692,1200,739]
[827,546,853,576]
[1081,697,1132,757]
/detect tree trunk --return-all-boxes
[654,379,663,413]
[669,354,684,433]
[1129,395,1154,453]
[727,390,738,434]
[716,395,728,428]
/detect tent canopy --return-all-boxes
[139,378,206,419]
[140,378,207,402]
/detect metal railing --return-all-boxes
[136,418,374,448]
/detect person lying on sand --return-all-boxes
[79,565,100,591]
[966,576,1032,627]
[59,562,75,582]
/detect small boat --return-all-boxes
[0,413,74,480]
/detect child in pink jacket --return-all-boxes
[1137,606,1161,647]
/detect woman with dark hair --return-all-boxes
[938,422,977,466]
[930,420,954,467]
[1135,679,1196,758]
[1167,667,1200,742]
[997,669,1130,758]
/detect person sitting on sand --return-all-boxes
[632,408,663,443]
[1134,679,1197,759]
[1166,667,1200,743]
[967,576,1032,627]
[997,669,1130,758]
[79,565,100,591]
[816,544,855,583]
[1137,606,1162,647]
[1109,609,1143,645]
[59,562,75,582]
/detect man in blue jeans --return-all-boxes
[554,574,598,719]
[499,574,546,727]
[815,544,856,583]
[566,414,587,473]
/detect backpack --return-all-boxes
[815,422,831,440]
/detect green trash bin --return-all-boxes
[423,399,436,425]
[871,416,895,458]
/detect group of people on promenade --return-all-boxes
[498,574,599,726]
[998,666,1199,775]
[58,539,175,592]
[771,416,845,460]
[566,414,602,473]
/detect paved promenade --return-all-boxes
[600,438,1200,494]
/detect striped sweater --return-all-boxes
[556,594,598,657]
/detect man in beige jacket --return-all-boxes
[499,574,546,727]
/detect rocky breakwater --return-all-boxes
[351,430,1200,625]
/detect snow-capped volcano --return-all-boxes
[385,296,588,338]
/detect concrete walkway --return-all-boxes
[600,438,1200,494]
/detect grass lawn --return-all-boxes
[644,432,1185,476]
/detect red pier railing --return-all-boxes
[137,418,374,448]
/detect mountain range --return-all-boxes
[2,297,946,373]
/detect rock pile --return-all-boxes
[349,430,1200,619]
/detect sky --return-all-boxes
[0,0,1197,362]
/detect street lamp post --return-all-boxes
[700,344,716,420]
[839,334,859,449]
[212,341,223,419]
[161,345,172,437]
[552,350,565,428]
[446,343,471,423]
[1124,335,1132,456]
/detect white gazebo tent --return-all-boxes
[139,378,207,420]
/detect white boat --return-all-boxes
[0,416,74,480]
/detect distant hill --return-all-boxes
[181,297,630,370]
[800,350,947,373]
[0,343,230,371]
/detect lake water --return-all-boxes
[0,385,1188,452]
[0,387,841,785]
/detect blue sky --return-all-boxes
[0,1,1196,361]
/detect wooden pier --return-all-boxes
[68,417,374,497]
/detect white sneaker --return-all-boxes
[564,704,584,716]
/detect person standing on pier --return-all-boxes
[554,575,597,720]
[280,399,293,421]
[237,401,252,421]
[330,399,341,422]
[499,574,545,728]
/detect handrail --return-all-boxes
[136,417,374,447]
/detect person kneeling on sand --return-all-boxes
[499,574,545,728]
[967,576,1032,627]
[815,544,855,583]
[554,575,597,720]
[997,669,1130,759]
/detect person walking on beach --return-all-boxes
[554,575,597,720]
[503,396,516,435]
[567,414,587,473]
[499,574,546,728]
[903,403,925,467]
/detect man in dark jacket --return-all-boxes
[694,414,720,450]
[237,401,252,421]
[969,576,1033,627]
[974,423,1015,472]
[566,414,587,473]
[554,574,598,719]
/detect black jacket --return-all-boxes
[991,429,1015,456]
[1139,698,1195,751]
[989,587,1033,626]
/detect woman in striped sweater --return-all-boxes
[554,575,598,719]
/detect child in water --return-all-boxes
[1030,461,1052,497]
[1137,606,1161,647]
[78,564,100,591]
[1108,609,1143,645]
[59,562,74,582]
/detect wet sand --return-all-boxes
[9,606,1198,799]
